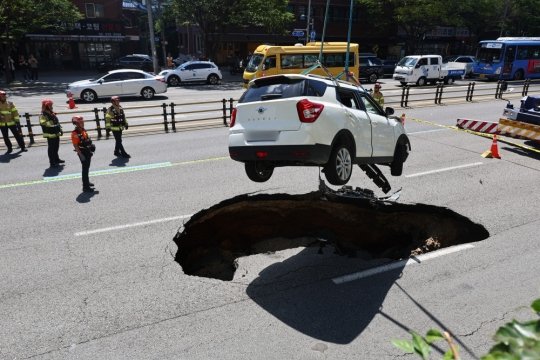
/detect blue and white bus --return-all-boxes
[473,37,540,80]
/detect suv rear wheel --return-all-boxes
[390,142,409,176]
[324,143,353,185]
[168,75,180,86]
[245,161,274,182]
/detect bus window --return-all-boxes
[304,54,318,68]
[263,56,276,70]
[281,54,303,69]
[246,54,263,72]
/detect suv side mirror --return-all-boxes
[385,107,394,116]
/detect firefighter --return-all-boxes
[71,116,96,193]
[39,99,64,167]
[372,82,384,108]
[0,90,26,153]
[105,96,130,158]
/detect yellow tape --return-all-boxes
[409,117,540,154]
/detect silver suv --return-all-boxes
[159,61,222,86]
[229,74,410,189]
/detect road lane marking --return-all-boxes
[74,214,193,236]
[408,129,448,134]
[0,157,229,190]
[405,162,483,178]
[332,244,475,284]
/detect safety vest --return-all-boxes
[39,111,62,138]
[0,101,20,127]
[105,105,127,131]
[71,129,94,154]
[373,92,384,107]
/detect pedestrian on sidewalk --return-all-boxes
[0,90,26,153]
[18,55,30,82]
[39,99,64,167]
[105,96,130,158]
[7,56,16,81]
[28,54,39,81]
[71,116,95,193]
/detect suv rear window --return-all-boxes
[239,77,327,103]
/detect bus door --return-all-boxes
[261,55,276,76]
[502,45,516,79]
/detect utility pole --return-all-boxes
[499,0,509,37]
[144,0,159,73]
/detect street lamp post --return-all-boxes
[305,0,311,44]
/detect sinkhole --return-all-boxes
[173,189,489,281]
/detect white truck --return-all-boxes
[392,55,465,86]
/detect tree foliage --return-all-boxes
[0,0,82,82]
[168,0,293,58]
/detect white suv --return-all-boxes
[228,74,410,188]
[159,61,222,86]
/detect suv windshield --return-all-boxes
[239,77,327,103]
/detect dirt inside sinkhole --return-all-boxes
[173,190,489,281]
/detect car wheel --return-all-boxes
[207,74,220,85]
[81,89,97,103]
[444,77,454,85]
[417,77,427,86]
[168,75,180,87]
[324,142,353,185]
[390,142,409,176]
[245,161,274,182]
[368,73,378,83]
[513,69,524,81]
[141,87,155,100]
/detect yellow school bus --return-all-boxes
[242,42,359,87]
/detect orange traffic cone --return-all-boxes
[68,94,77,109]
[481,134,501,159]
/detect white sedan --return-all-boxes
[66,69,167,103]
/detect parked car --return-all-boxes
[97,54,154,72]
[359,54,385,83]
[158,61,222,86]
[443,55,476,78]
[382,59,398,76]
[66,69,167,103]
[228,74,410,185]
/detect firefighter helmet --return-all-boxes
[42,99,53,111]
[72,115,84,128]
[111,96,120,103]
[0,90,6,96]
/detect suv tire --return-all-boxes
[324,143,353,185]
[390,142,409,176]
[245,161,274,182]
[168,75,181,86]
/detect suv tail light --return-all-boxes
[296,99,324,123]
[230,108,237,127]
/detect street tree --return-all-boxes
[168,0,293,60]
[0,0,82,83]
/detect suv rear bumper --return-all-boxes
[229,144,331,165]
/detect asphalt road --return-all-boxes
[1,84,539,359]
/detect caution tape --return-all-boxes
[409,117,540,155]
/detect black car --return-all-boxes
[359,55,385,83]
[97,54,154,72]
[382,59,398,76]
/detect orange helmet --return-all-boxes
[0,90,6,96]
[72,115,84,128]
[42,99,53,111]
[111,96,120,103]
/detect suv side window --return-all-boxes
[336,88,361,109]
[357,93,384,115]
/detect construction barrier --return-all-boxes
[456,118,499,134]
[498,118,540,142]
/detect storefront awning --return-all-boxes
[25,34,132,42]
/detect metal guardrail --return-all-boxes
[389,78,540,108]
[13,98,237,147]
[7,79,540,149]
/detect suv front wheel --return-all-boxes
[245,161,274,182]
[324,143,353,185]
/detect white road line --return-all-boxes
[405,162,483,178]
[408,129,448,134]
[74,214,192,236]
[332,244,475,285]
